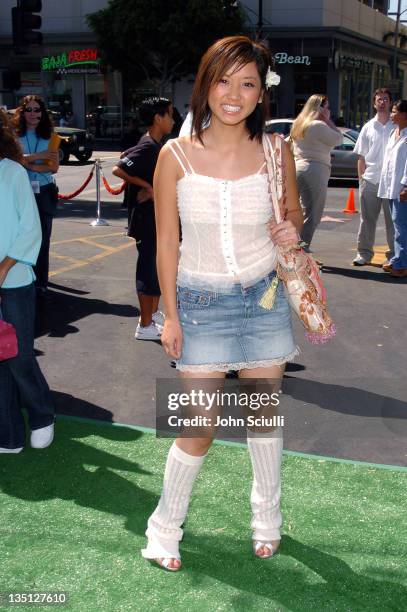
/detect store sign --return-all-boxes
[41,49,100,74]
[333,51,374,72]
[275,52,311,66]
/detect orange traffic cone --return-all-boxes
[342,188,358,214]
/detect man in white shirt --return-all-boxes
[378,99,407,277]
[352,89,395,266]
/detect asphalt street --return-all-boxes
[34,151,407,467]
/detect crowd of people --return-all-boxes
[0,34,406,574]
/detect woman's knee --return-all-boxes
[176,436,213,456]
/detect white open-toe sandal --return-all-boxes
[253,540,279,559]
[152,557,182,572]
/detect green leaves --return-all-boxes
[86,0,245,90]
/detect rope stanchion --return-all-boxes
[58,164,96,200]
[100,169,126,195]
[90,159,109,227]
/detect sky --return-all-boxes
[388,0,407,18]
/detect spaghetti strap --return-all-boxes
[168,140,195,175]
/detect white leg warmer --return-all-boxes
[247,431,283,542]
[141,442,206,560]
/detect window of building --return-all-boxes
[360,0,389,13]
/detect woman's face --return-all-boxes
[23,100,42,130]
[207,61,263,127]
[390,105,407,126]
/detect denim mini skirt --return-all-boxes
[175,272,298,372]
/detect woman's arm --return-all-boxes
[154,144,183,358]
[269,137,303,249]
[3,168,41,286]
[0,257,17,287]
[282,139,303,234]
[112,165,153,199]
[311,121,343,147]
[25,151,59,174]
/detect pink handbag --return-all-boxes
[261,134,336,344]
[0,311,18,361]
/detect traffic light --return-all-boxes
[3,69,22,91]
[12,0,42,49]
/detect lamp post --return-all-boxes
[393,0,402,79]
[257,0,263,38]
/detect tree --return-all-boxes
[87,0,245,93]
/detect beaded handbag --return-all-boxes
[260,134,336,344]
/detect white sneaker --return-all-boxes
[0,446,23,453]
[352,254,370,266]
[152,310,165,327]
[135,322,162,340]
[31,423,54,449]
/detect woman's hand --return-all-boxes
[400,188,407,202]
[268,218,300,249]
[319,106,330,123]
[161,318,183,359]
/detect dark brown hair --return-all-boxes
[392,99,407,113]
[0,109,23,163]
[373,88,392,105]
[13,95,54,139]
[190,36,274,143]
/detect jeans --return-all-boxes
[0,283,54,449]
[34,210,53,290]
[389,198,407,269]
[34,186,57,290]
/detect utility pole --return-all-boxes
[393,0,402,79]
[257,0,263,39]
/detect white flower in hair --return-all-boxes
[265,67,281,89]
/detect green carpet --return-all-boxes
[0,419,406,612]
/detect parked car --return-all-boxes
[55,126,94,164]
[265,119,359,178]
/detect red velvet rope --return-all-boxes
[101,175,126,195]
[58,165,95,200]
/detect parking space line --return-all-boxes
[371,245,387,265]
[76,238,117,252]
[49,241,134,278]
[51,231,126,246]
[49,253,83,263]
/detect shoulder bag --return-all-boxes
[261,134,336,344]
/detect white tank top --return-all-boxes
[168,139,278,290]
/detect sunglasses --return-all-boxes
[24,107,42,113]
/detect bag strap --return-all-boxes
[262,133,287,224]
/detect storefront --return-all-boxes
[267,28,406,129]
[40,47,123,137]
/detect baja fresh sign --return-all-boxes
[41,49,100,73]
[275,52,311,66]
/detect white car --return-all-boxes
[265,119,359,179]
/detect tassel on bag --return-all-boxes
[261,134,336,344]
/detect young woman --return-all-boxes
[378,100,407,278]
[141,36,303,571]
[290,94,342,251]
[0,109,55,452]
[13,95,60,297]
